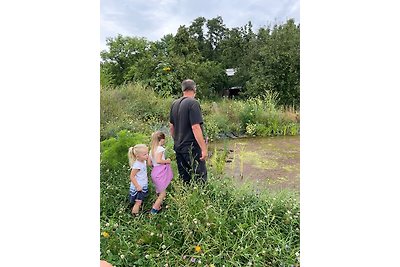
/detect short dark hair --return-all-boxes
[181,79,196,92]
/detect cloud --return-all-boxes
[100,0,300,49]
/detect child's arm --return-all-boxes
[130,169,142,191]
[155,151,171,164]
[147,156,152,167]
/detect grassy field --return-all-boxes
[100,165,300,266]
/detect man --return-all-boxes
[169,79,208,183]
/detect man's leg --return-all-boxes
[191,147,207,183]
[176,152,192,183]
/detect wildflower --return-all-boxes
[162,245,166,249]
[195,245,201,253]
[101,231,110,238]
[169,222,173,226]
[166,251,170,255]
[210,264,215,267]
[198,260,202,264]
[106,250,110,254]
[120,254,125,259]
[150,232,154,236]
[105,223,110,227]
[159,233,163,237]
[183,255,187,260]
[190,257,196,263]
[165,205,169,209]
[193,219,198,224]
[206,222,211,227]
[145,254,150,259]
[164,264,169,267]
[114,223,118,228]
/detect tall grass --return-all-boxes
[101,83,300,141]
[100,83,174,140]
[100,168,300,267]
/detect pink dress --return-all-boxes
[150,146,173,193]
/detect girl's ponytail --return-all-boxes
[128,147,136,167]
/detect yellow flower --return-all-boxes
[101,231,110,238]
[195,245,201,253]
[162,66,171,72]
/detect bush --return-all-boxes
[100,130,149,172]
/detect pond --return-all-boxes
[209,135,300,192]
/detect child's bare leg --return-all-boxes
[152,191,166,210]
[132,200,142,214]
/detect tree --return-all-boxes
[100,35,151,86]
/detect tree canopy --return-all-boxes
[100,17,300,106]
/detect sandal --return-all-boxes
[150,208,160,215]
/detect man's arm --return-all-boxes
[192,123,208,161]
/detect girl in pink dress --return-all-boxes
[148,131,173,214]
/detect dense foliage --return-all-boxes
[100,83,299,141]
[101,17,299,107]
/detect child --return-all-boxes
[128,144,149,216]
[148,131,173,214]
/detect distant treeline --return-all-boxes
[101,17,299,107]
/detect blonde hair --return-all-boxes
[150,131,166,158]
[128,144,148,166]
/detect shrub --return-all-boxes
[100,130,149,172]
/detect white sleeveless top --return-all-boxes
[150,146,165,166]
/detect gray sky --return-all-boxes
[100,0,299,51]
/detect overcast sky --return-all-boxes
[100,0,299,51]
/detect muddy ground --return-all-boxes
[209,136,300,193]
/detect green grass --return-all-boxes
[100,166,300,267]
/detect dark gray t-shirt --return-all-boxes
[169,97,203,153]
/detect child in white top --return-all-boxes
[128,144,149,216]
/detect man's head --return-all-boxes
[181,79,197,93]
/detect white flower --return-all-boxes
[150,232,154,236]
[162,245,166,249]
[193,219,198,224]
[198,260,201,264]
[164,264,169,267]
[114,223,118,228]
[206,223,211,227]
[106,250,110,254]
[145,254,150,259]
[120,255,125,259]
[105,223,110,227]
[169,222,173,226]
[166,251,170,255]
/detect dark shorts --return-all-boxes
[129,187,148,204]
[175,148,207,183]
